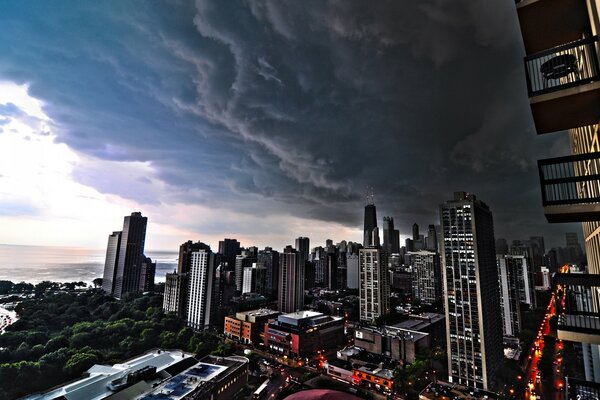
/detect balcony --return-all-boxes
[554,273,600,345]
[516,0,590,54]
[538,152,600,222]
[524,36,600,134]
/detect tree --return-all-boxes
[92,278,103,288]
[64,352,98,375]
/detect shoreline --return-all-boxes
[0,304,17,334]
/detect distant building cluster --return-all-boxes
[98,184,590,396]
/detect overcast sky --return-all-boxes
[0,1,581,251]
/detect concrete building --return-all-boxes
[25,350,248,400]
[235,249,256,292]
[497,255,522,338]
[101,212,148,298]
[359,246,390,323]
[354,313,445,364]
[218,238,240,271]
[224,308,281,345]
[264,310,344,358]
[440,192,503,390]
[187,248,217,331]
[139,256,155,292]
[352,364,394,393]
[409,250,441,305]
[101,231,121,295]
[257,247,279,300]
[163,271,188,318]
[278,246,304,313]
[347,253,359,289]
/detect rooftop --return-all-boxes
[419,382,499,400]
[25,350,248,400]
[235,308,280,321]
[355,364,394,380]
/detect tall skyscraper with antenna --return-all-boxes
[359,193,389,322]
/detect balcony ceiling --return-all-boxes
[518,0,590,54]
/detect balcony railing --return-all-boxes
[555,273,600,343]
[525,36,600,96]
[538,152,600,207]
[565,377,600,400]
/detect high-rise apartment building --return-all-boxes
[497,255,522,338]
[257,247,279,300]
[178,241,211,274]
[235,249,257,292]
[278,246,304,313]
[426,224,438,252]
[163,271,189,318]
[383,217,400,253]
[218,238,240,270]
[187,247,217,331]
[409,250,441,305]
[295,237,310,264]
[359,200,390,323]
[113,212,147,299]
[139,256,156,292]
[101,212,148,299]
[514,0,600,387]
[440,192,502,390]
[359,247,390,322]
[101,231,122,295]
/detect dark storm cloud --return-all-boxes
[0,1,577,247]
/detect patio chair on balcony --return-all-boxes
[540,54,580,88]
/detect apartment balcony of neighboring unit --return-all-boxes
[523,33,600,134]
[554,272,600,345]
[538,150,600,222]
[516,0,591,55]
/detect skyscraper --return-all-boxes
[426,224,438,252]
[497,255,522,338]
[409,250,441,305]
[359,247,390,322]
[218,238,240,270]
[187,247,217,331]
[103,212,148,299]
[235,249,257,292]
[179,241,211,274]
[295,237,310,264]
[359,200,389,323]
[101,231,121,295]
[278,246,304,313]
[363,193,379,247]
[440,192,502,390]
[257,247,279,300]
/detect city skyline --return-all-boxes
[0,1,582,252]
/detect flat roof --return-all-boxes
[26,351,248,400]
[282,310,323,320]
[27,350,193,400]
[356,365,394,380]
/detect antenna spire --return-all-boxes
[365,187,375,206]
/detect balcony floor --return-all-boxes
[531,81,600,134]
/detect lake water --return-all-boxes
[0,244,178,285]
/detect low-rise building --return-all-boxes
[223,308,280,345]
[25,350,248,400]
[264,310,345,358]
[324,358,354,384]
[352,363,394,393]
[419,381,499,399]
[355,325,428,364]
